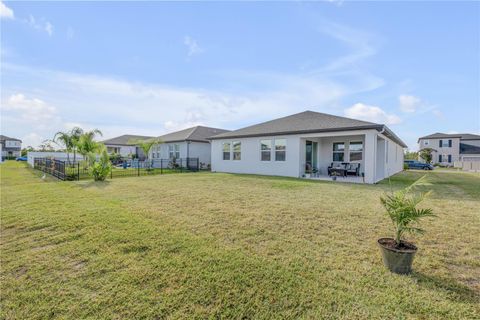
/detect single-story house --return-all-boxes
[102,135,155,159]
[209,111,407,184]
[150,126,230,167]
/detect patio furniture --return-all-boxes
[328,163,347,177]
[344,163,361,176]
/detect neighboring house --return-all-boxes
[209,111,407,184]
[151,126,230,167]
[418,133,480,164]
[101,135,155,159]
[0,135,22,160]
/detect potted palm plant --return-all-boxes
[378,175,435,274]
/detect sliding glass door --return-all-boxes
[305,140,318,173]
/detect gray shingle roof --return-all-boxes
[158,126,230,143]
[418,133,480,141]
[0,135,22,142]
[209,111,407,147]
[101,135,155,146]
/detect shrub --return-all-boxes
[380,175,435,247]
[403,163,409,171]
[89,149,112,181]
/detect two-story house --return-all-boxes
[0,135,22,160]
[418,133,480,165]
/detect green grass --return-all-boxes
[1,161,479,319]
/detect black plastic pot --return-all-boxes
[377,238,417,274]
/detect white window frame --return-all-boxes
[333,142,345,162]
[260,139,272,161]
[349,141,363,162]
[222,142,231,160]
[233,141,241,160]
[274,138,286,161]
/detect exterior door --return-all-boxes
[305,141,318,172]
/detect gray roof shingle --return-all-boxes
[102,135,155,146]
[0,135,22,142]
[209,111,407,147]
[418,133,480,141]
[158,126,230,143]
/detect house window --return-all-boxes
[275,139,286,161]
[260,140,271,161]
[439,139,452,148]
[424,140,429,146]
[448,155,452,163]
[233,141,241,160]
[222,142,231,160]
[169,144,180,159]
[333,142,345,162]
[349,142,363,161]
[439,154,442,162]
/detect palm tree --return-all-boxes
[77,129,103,163]
[380,175,435,246]
[132,138,163,161]
[54,131,74,164]
[70,127,84,163]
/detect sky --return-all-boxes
[1,1,479,151]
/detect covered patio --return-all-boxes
[298,129,397,184]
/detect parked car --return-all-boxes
[404,160,434,170]
[16,156,27,161]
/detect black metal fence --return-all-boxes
[33,157,200,181]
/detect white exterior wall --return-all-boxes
[188,142,211,166]
[150,141,212,165]
[211,129,405,184]
[105,144,137,157]
[27,152,75,167]
[375,134,404,182]
[211,135,302,177]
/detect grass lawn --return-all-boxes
[1,161,479,319]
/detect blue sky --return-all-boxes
[1,1,479,150]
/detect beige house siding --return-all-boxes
[418,138,460,164]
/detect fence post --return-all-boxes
[110,167,113,179]
[161,159,163,174]
[197,158,199,172]
[138,162,140,176]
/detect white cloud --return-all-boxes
[0,1,14,19]
[399,94,421,113]
[344,103,401,125]
[25,14,54,36]
[45,21,53,36]
[2,93,59,128]
[183,36,204,57]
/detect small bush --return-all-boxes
[89,149,112,181]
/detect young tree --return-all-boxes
[419,148,434,164]
[77,129,103,163]
[70,127,84,163]
[54,131,74,163]
[131,138,163,161]
[404,150,419,160]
